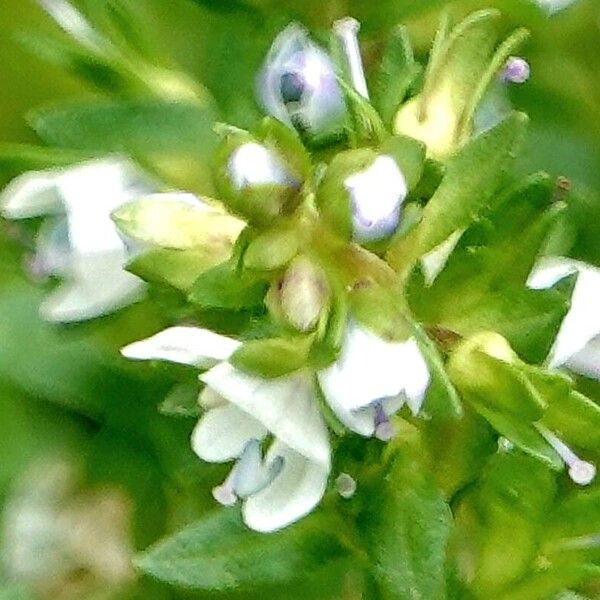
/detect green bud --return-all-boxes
[213,132,302,226]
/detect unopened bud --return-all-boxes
[279,257,330,332]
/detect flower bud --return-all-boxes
[502,57,530,84]
[215,136,300,225]
[317,150,408,244]
[274,256,330,332]
[257,24,345,138]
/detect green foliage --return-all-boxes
[135,509,350,591]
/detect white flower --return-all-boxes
[528,256,600,377]
[257,24,345,136]
[317,321,431,439]
[228,142,295,190]
[344,155,408,243]
[122,321,429,531]
[0,158,160,322]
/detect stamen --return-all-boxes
[373,401,396,442]
[333,17,369,99]
[502,57,530,84]
[537,425,596,486]
[335,473,357,499]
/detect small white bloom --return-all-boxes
[1,158,158,322]
[528,257,600,375]
[257,23,345,136]
[122,319,430,531]
[229,142,295,190]
[345,155,408,243]
[318,321,430,437]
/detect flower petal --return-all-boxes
[191,404,267,463]
[40,251,144,322]
[121,327,241,367]
[58,159,156,255]
[528,257,600,368]
[242,441,329,532]
[345,156,407,243]
[201,363,330,465]
[0,170,64,219]
[228,143,293,190]
[318,321,430,413]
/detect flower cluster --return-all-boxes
[3,6,599,545]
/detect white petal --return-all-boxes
[242,441,329,532]
[345,155,407,242]
[191,404,267,463]
[121,327,241,367]
[228,143,293,190]
[58,159,156,255]
[0,170,64,219]
[201,363,330,465]
[40,251,144,322]
[318,322,430,414]
[528,257,600,368]
[566,337,600,380]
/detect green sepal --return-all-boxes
[337,78,387,148]
[127,247,225,293]
[230,335,314,378]
[379,134,426,190]
[349,282,411,342]
[243,224,301,271]
[189,260,268,310]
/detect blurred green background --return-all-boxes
[1,0,600,598]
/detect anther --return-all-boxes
[335,473,357,499]
[373,401,396,442]
[502,57,530,84]
[537,425,596,486]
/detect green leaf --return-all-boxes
[135,509,349,591]
[189,260,267,310]
[388,112,528,273]
[28,100,218,193]
[159,382,200,418]
[373,25,421,127]
[0,143,91,176]
[364,423,452,600]
[495,563,600,600]
[230,335,313,378]
[457,453,557,597]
